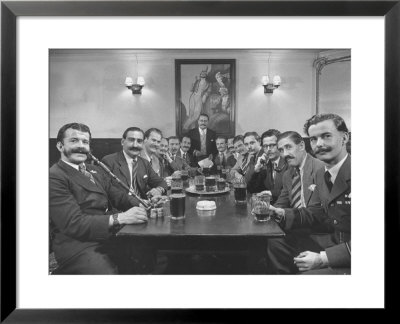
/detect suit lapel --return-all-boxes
[302,154,314,206]
[328,155,351,204]
[117,151,131,187]
[58,160,105,194]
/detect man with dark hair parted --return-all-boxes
[50,123,147,274]
[267,113,351,274]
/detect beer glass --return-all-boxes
[233,177,247,204]
[251,193,271,222]
[205,176,217,192]
[170,193,186,220]
[217,178,226,191]
[171,175,183,194]
[195,175,205,191]
[181,170,189,189]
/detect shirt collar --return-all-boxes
[140,150,152,162]
[123,150,137,164]
[180,149,186,156]
[298,154,307,171]
[61,159,80,171]
[272,156,280,168]
[199,127,207,135]
[325,154,348,183]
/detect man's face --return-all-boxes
[308,120,348,164]
[168,138,180,155]
[227,138,235,154]
[198,116,209,130]
[234,140,247,155]
[144,131,162,155]
[244,135,261,154]
[262,136,280,161]
[181,137,191,153]
[122,130,144,158]
[158,138,168,155]
[57,128,90,165]
[278,137,305,167]
[216,138,227,153]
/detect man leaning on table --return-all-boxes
[267,113,351,274]
[49,123,148,274]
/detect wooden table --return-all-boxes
[116,190,285,274]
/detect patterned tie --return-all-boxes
[183,153,187,161]
[324,170,333,192]
[240,154,250,175]
[79,163,96,184]
[131,159,139,194]
[290,167,302,208]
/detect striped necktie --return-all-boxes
[290,167,302,208]
[79,163,96,184]
[131,159,139,194]
[240,154,250,175]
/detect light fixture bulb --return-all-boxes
[273,75,281,86]
[125,77,134,87]
[136,76,145,86]
[261,75,269,85]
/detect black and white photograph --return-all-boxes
[49,48,351,276]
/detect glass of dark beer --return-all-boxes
[171,175,183,194]
[251,193,271,222]
[233,177,247,204]
[220,169,228,180]
[217,178,226,191]
[205,176,217,192]
[195,175,205,191]
[202,167,211,177]
[170,193,186,220]
[181,170,189,189]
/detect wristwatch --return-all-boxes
[112,213,120,227]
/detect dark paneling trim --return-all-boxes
[385,1,400,312]
[1,2,17,322]
[3,1,397,16]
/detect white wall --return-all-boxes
[50,49,348,138]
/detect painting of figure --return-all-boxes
[176,59,235,137]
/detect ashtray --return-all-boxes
[196,200,216,210]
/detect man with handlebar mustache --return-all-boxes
[102,127,168,200]
[50,123,148,274]
[267,113,351,274]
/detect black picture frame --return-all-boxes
[175,59,236,138]
[1,0,399,321]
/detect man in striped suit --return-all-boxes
[267,114,351,274]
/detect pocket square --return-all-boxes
[89,170,97,174]
[143,175,148,179]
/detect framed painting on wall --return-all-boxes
[175,59,235,138]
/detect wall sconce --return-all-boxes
[262,53,281,94]
[261,75,281,93]
[125,76,145,94]
[125,54,145,94]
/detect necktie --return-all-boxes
[290,167,302,208]
[183,153,187,161]
[324,170,333,192]
[240,154,250,175]
[131,159,139,194]
[79,163,96,184]
[267,160,274,186]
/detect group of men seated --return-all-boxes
[49,112,351,275]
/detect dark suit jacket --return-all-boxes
[177,150,196,167]
[101,151,167,199]
[159,154,190,177]
[49,160,140,265]
[247,157,289,200]
[285,155,351,268]
[213,151,237,169]
[275,154,325,209]
[187,127,217,158]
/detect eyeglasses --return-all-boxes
[262,144,277,149]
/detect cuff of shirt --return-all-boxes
[320,251,329,267]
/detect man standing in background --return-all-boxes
[188,113,217,162]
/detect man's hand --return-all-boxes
[146,187,163,198]
[165,152,173,163]
[293,251,324,272]
[118,205,148,224]
[268,205,285,224]
[194,150,202,157]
